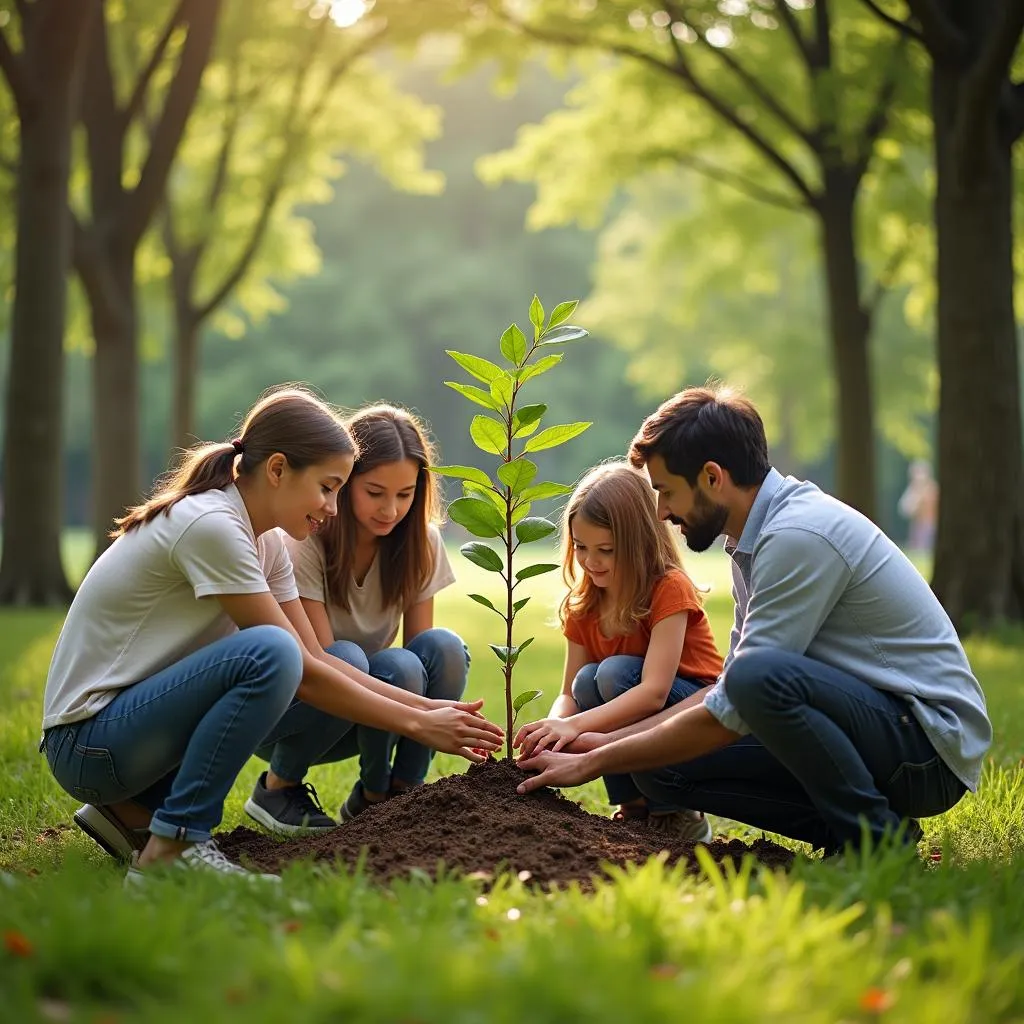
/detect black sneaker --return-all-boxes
[243,772,337,836]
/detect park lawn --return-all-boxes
[1,548,1023,1022]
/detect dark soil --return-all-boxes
[219,759,795,888]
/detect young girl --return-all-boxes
[267,404,469,825]
[42,387,501,880]
[514,462,723,840]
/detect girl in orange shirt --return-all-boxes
[515,462,723,840]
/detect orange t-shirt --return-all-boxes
[563,568,723,682]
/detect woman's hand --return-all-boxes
[514,749,596,794]
[415,701,504,761]
[514,717,580,758]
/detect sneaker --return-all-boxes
[74,804,148,861]
[339,780,388,822]
[124,839,280,885]
[244,772,337,836]
[647,809,713,844]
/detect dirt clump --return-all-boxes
[219,759,795,888]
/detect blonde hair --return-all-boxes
[113,386,355,536]
[559,461,684,636]
[321,404,441,613]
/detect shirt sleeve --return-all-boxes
[562,612,585,646]
[260,529,299,604]
[285,535,329,604]
[704,527,852,734]
[649,570,701,626]
[170,510,270,598]
[417,525,457,603]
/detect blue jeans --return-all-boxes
[633,649,967,852]
[571,655,703,812]
[43,626,304,843]
[254,627,470,794]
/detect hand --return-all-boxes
[428,697,490,718]
[415,703,504,762]
[514,717,579,757]
[564,731,607,754]
[514,749,597,794]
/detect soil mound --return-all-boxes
[220,760,795,887]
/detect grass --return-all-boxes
[1,546,1023,1022]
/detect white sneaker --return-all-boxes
[648,809,714,844]
[124,839,280,886]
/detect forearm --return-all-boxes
[603,685,710,742]
[320,649,429,710]
[584,705,737,778]
[568,685,666,735]
[549,693,580,719]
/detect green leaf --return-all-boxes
[448,496,506,538]
[511,500,532,525]
[468,593,505,618]
[499,323,528,365]
[529,294,545,330]
[513,687,542,714]
[489,371,515,410]
[461,542,504,573]
[513,596,531,614]
[446,350,504,385]
[515,562,559,581]
[516,354,562,385]
[523,422,592,453]
[444,381,500,411]
[497,458,538,495]
[431,465,493,489]
[538,325,589,347]
[511,403,546,439]
[547,300,578,329]
[463,480,506,512]
[520,481,574,502]
[488,643,510,664]
[515,516,558,543]
[470,415,508,456]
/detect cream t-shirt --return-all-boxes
[42,484,298,730]
[286,523,455,655]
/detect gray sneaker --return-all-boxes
[124,840,280,886]
[243,772,337,836]
[74,804,149,861]
[648,809,713,844]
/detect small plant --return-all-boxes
[435,296,590,760]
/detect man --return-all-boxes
[517,385,991,855]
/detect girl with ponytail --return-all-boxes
[41,386,501,882]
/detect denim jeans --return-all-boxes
[255,627,470,794]
[43,625,304,843]
[633,648,967,852]
[571,654,703,812]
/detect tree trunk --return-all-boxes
[0,2,93,604]
[88,254,140,555]
[929,67,1024,629]
[171,308,201,453]
[816,172,877,521]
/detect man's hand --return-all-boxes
[416,701,504,762]
[515,749,598,794]
[514,717,580,757]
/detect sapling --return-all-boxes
[434,296,590,760]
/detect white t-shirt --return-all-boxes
[42,484,298,729]
[286,523,455,655]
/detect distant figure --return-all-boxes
[898,460,938,552]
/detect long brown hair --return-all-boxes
[559,461,684,636]
[321,404,441,613]
[112,386,356,536]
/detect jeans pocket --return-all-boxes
[60,742,127,805]
[884,756,961,818]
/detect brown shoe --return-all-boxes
[74,804,148,861]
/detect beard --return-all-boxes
[674,489,729,552]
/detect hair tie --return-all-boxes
[231,438,245,454]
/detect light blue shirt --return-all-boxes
[703,469,992,790]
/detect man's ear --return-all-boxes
[264,452,287,488]
[703,461,726,492]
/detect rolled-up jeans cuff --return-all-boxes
[148,813,212,844]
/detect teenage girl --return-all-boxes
[263,404,470,825]
[514,462,722,839]
[42,387,501,880]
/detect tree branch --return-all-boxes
[962,0,1024,117]
[864,240,910,317]
[123,0,222,248]
[855,0,925,44]
[772,0,814,68]
[121,0,187,133]
[901,0,969,62]
[853,37,907,180]
[0,26,31,114]
[812,0,833,68]
[490,5,818,208]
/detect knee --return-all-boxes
[326,639,370,675]
[416,628,470,700]
[723,648,793,714]
[570,664,600,709]
[247,625,303,692]
[593,656,643,703]
[370,648,426,697]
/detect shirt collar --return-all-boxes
[724,467,783,556]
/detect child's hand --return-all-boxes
[564,731,607,754]
[514,717,580,757]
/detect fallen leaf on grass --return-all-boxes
[3,930,34,957]
[280,919,303,934]
[858,987,894,1013]
[649,964,680,980]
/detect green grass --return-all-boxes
[1,548,1023,1022]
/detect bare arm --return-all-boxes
[548,641,589,719]
[402,597,433,647]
